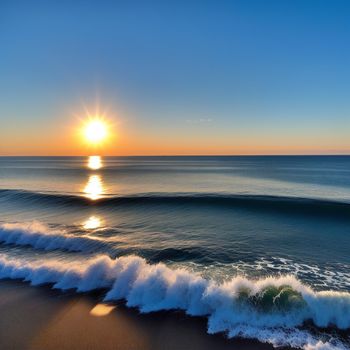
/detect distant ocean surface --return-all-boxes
[0,156,350,349]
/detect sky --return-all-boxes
[0,0,349,155]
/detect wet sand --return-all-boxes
[0,280,283,350]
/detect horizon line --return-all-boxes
[0,154,349,157]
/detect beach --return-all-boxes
[0,280,278,350]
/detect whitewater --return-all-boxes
[0,222,349,349]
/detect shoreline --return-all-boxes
[0,279,287,350]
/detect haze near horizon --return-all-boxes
[1,0,349,155]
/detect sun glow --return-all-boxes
[83,118,108,144]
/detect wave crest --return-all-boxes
[0,222,108,253]
[1,189,350,219]
[0,253,349,349]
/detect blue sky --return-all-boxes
[0,0,349,155]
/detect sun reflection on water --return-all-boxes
[87,155,102,170]
[83,216,102,229]
[83,175,104,200]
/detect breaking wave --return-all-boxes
[0,253,349,349]
[0,222,109,253]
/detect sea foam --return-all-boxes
[0,253,349,349]
[0,222,108,253]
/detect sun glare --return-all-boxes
[88,155,102,170]
[83,216,102,229]
[84,119,108,144]
[83,175,104,200]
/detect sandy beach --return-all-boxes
[0,280,281,350]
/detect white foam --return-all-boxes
[0,222,106,253]
[177,257,350,291]
[0,253,349,349]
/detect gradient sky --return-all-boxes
[1,0,349,155]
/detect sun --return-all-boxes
[84,118,108,144]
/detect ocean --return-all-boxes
[0,156,349,349]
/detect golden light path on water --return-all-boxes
[83,175,104,200]
[83,155,104,200]
[82,156,105,227]
[87,155,102,170]
[83,216,102,229]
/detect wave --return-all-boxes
[0,253,348,349]
[0,222,109,253]
[1,189,350,219]
[1,221,349,292]
[0,222,209,262]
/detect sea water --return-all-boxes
[0,156,349,349]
